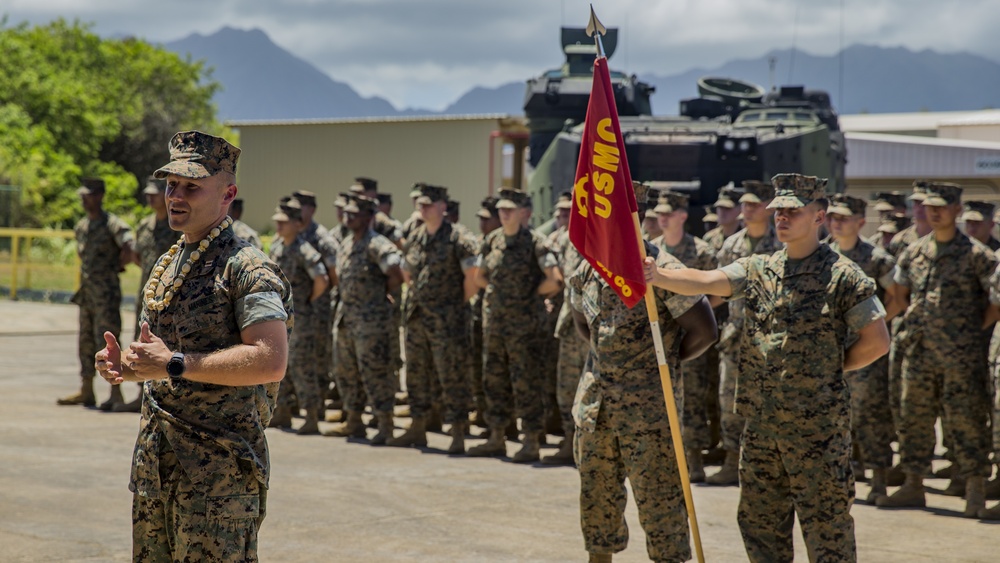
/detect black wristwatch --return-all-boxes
[166,352,186,380]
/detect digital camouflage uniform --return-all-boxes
[135,214,179,340]
[569,245,698,562]
[478,225,556,434]
[654,231,718,453]
[894,231,996,479]
[131,225,293,562]
[722,242,884,563]
[715,224,783,452]
[402,220,479,424]
[334,229,402,418]
[552,227,589,436]
[989,275,1000,465]
[73,211,133,384]
[231,219,263,250]
[885,222,922,428]
[701,225,728,254]
[829,237,897,470]
[374,210,405,380]
[299,221,339,395]
[269,236,326,416]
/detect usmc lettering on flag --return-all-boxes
[569,56,646,308]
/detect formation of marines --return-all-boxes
[63,163,1000,561]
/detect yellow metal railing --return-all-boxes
[0,228,80,300]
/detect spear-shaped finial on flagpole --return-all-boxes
[586,4,607,58]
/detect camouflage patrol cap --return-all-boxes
[767,174,828,209]
[827,194,867,217]
[334,192,350,208]
[555,190,573,210]
[703,206,719,223]
[629,181,651,210]
[446,199,459,216]
[962,200,996,222]
[409,183,425,199]
[343,194,378,215]
[377,193,393,205]
[416,184,448,205]
[908,180,930,202]
[922,182,962,207]
[497,188,530,209]
[143,176,166,195]
[739,180,775,204]
[292,190,317,207]
[653,191,690,214]
[713,183,738,208]
[273,198,303,222]
[77,177,105,196]
[877,213,910,234]
[154,131,240,180]
[872,191,906,212]
[477,196,500,219]
[350,177,378,194]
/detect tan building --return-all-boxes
[229,114,528,233]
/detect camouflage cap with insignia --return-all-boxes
[477,196,500,219]
[703,206,718,223]
[416,184,448,205]
[77,177,105,196]
[409,182,425,199]
[713,183,738,208]
[350,177,378,194]
[334,192,350,208]
[962,200,996,222]
[343,194,378,214]
[497,188,530,209]
[872,191,906,212]
[153,131,240,180]
[653,191,690,214]
[738,180,775,204]
[273,198,303,222]
[555,190,573,210]
[921,182,962,207]
[827,193,867,217]
[908,179,930,201]
[877,213,910,234]
[142,176,166,195]
[766,174,828,209]
[292,190,317,207]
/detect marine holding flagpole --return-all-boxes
[566,8,717,562]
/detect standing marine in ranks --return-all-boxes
[962,200,1000,251]
[468,196,501,428]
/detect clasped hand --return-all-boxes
[94,322,173,384]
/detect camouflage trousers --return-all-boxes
[556,333,590,434]
[718,350,746,452]
[314,295,334,391]
[132,449,265,563]
[482,327,544,433]
[845,355,894,470]
[468,314,484,409]
[887,318,905,433]
[987,325,1000,459]
[540,331,560,424]
[405,310,470,424]
[335,325,394,416]
[278,314,321,413]
[738,422,856,563]
[76,293,122,381]
[899,337,992,478]
[681,345,717,451]
[573,371,692,562]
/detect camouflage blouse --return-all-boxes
[334,229,401,331]
[721,244,883,432]
[131,226,292,497]
[74,211,134,295]
[478,226,556,333]
[403,221,478,319]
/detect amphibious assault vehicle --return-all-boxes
[524,27,846,233]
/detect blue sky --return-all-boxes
[5,0,997,110]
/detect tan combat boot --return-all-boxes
[296,407,320,435]
[542,429,576,466]
[963,476,986,518]
[512,431,541,463]
[979,502,1000,519]
[386,416,427,447]
[98,384,125,412]
[705,450,739,485]
[57,378,97,407]
[323,410,366,438]
[588,552,612,562]
[112,395,142,413]
[687,447,706,483]
[466,427,507,457]
[876,472,925,508]
[268,404,293,429]
[447,421,467,455]
[865,468,888,504]
[370,413,394,445]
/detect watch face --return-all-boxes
[168,354,185,377]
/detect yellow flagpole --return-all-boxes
[632,211,705,563]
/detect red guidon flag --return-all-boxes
[568,56,645,308]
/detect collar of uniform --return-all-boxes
[767,244,835,279]
[918,230,971,261]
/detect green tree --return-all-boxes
[0,18,226,228]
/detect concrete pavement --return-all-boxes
[0,300,996,562]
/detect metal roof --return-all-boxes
[839,110,984,134]
[228,113,513,127]
[845,131,1000,179]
